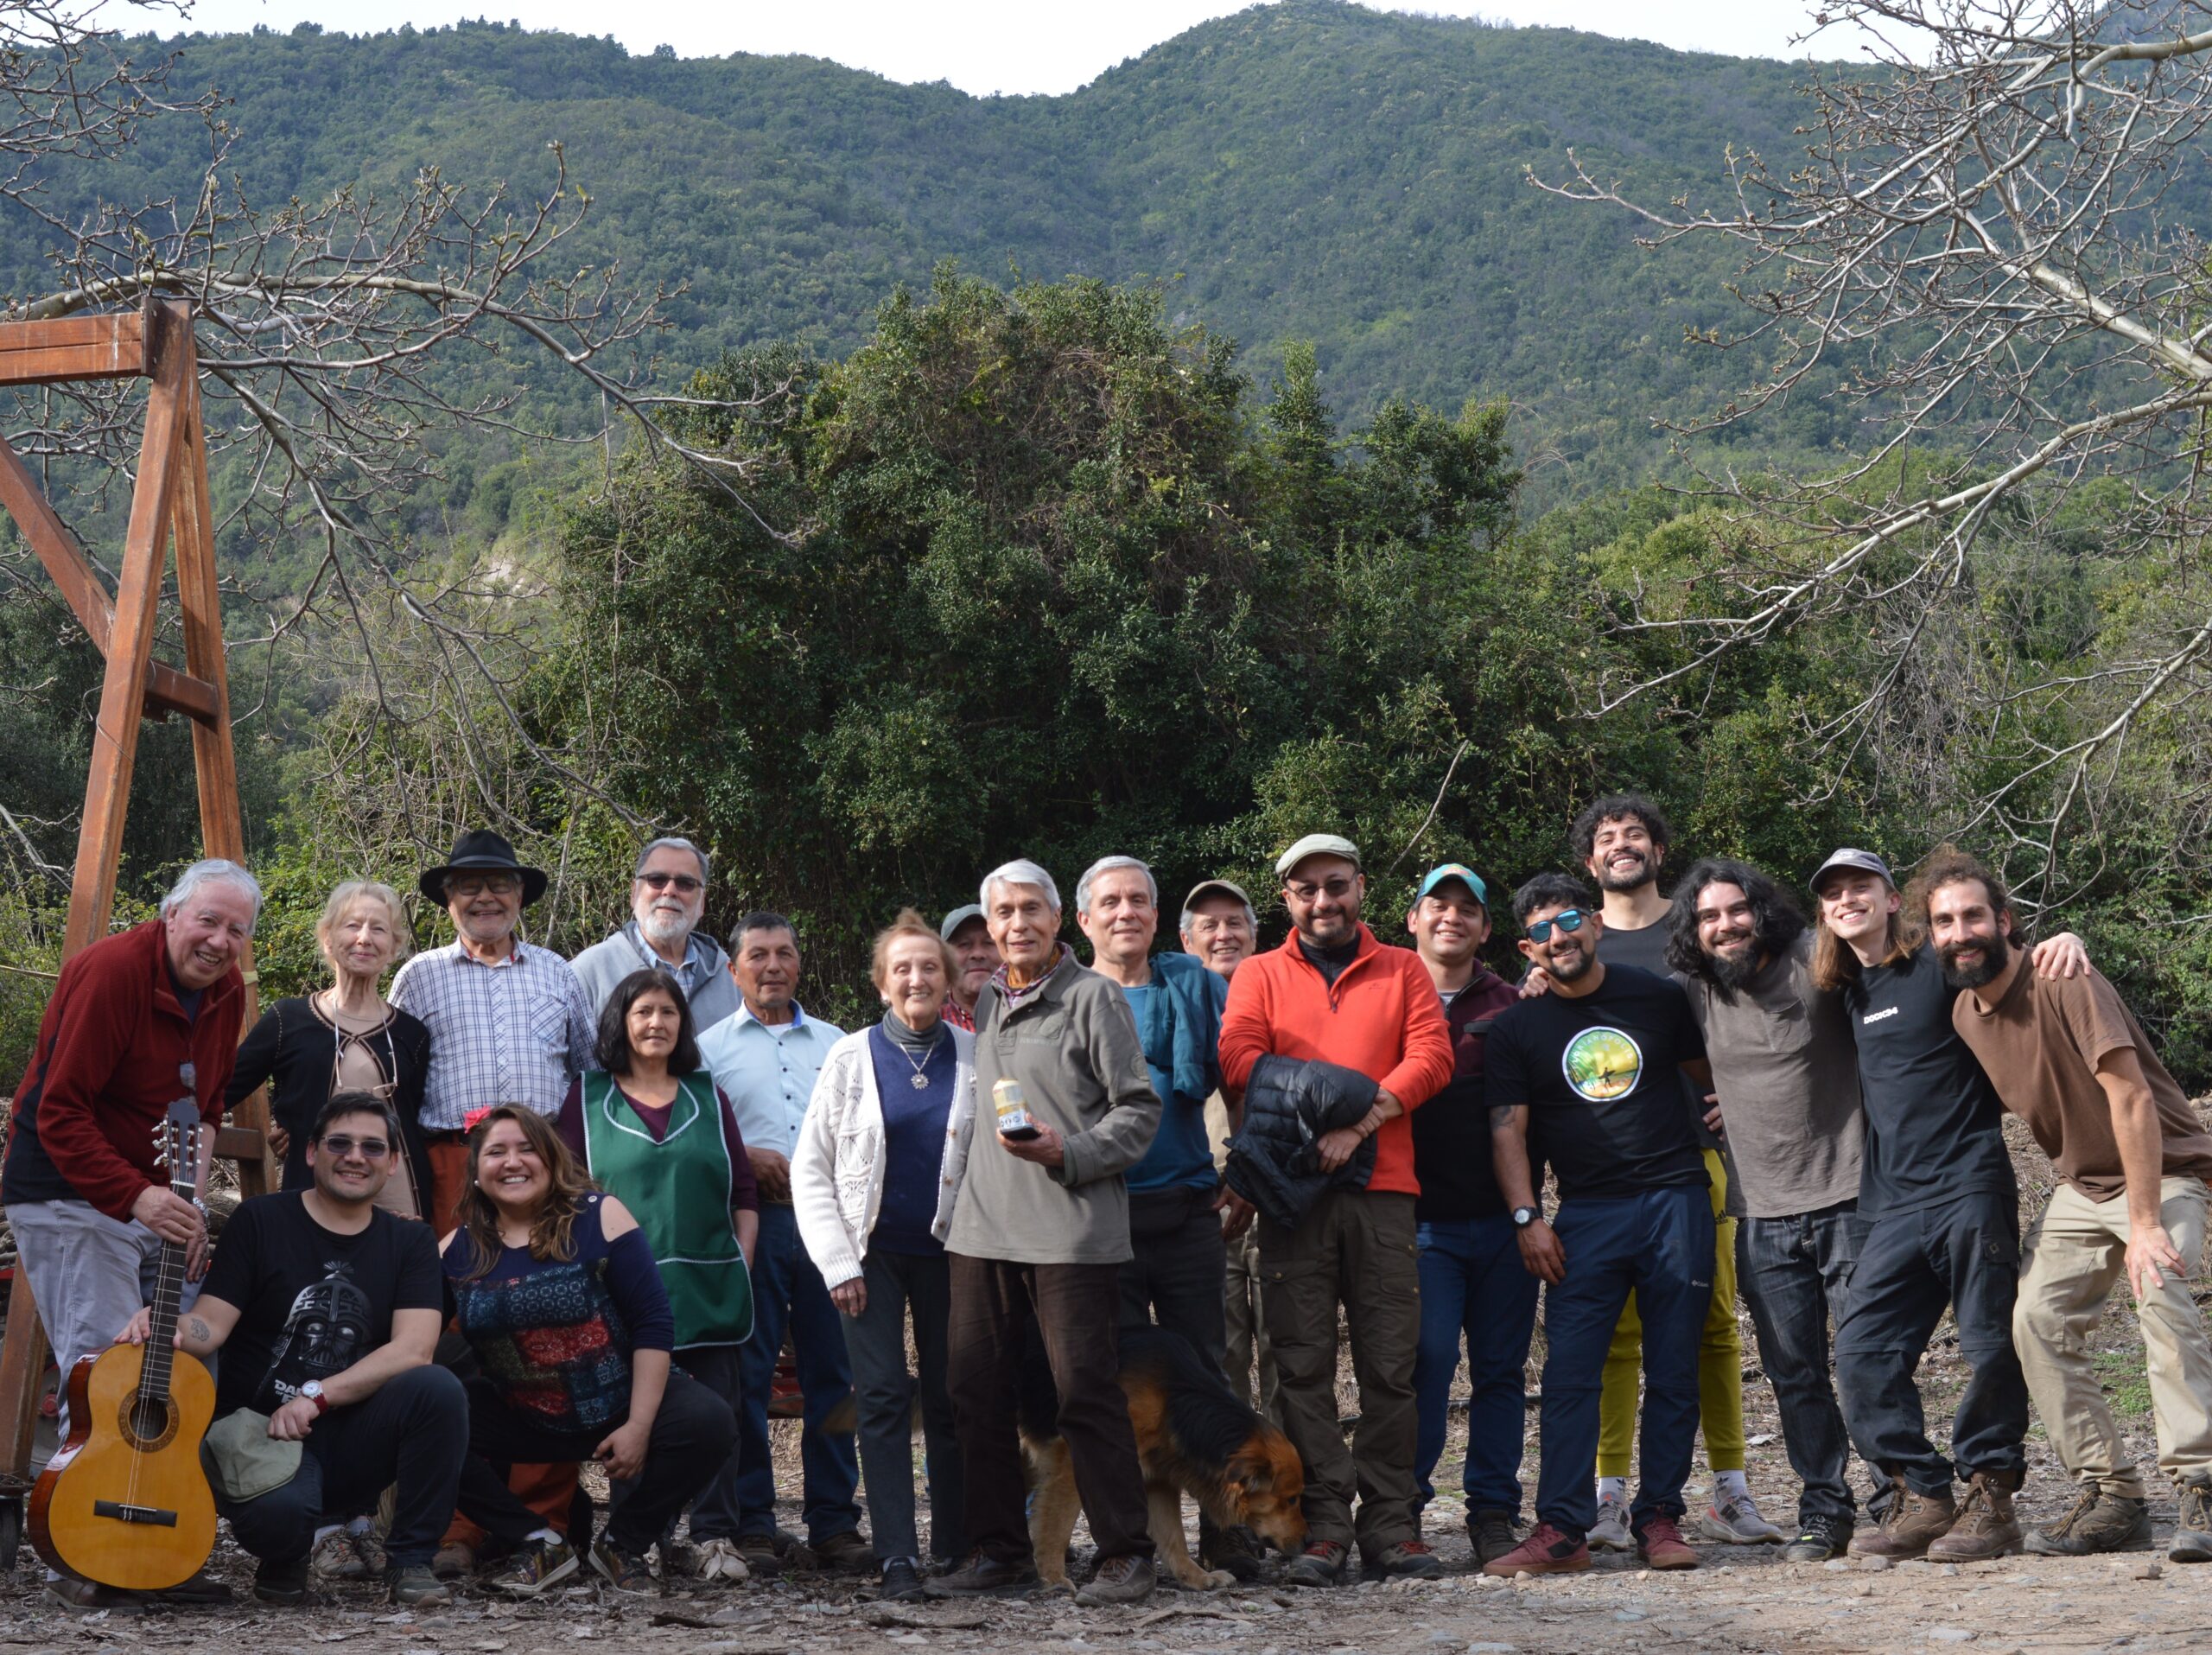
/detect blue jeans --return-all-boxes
[1413,1215,1539,1519]
[1738,1201,1860,1529]
[703,1203,861,1543]
[1534,1186,1715,1538]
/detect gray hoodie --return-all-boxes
[570,920,742,1035]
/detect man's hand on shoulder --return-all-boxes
[2031,933,2090,979]
[1518,967,1554,1000]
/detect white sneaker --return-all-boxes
[1588,1491,1634,1551]
[691,1537,753,1582]
[1697,1492,1786,1544]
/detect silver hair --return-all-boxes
[633,835,710,884]
[980,857,1062,914]
[1075,855,1157,917]
[1179,897,1257,939]
[160,858,264,923]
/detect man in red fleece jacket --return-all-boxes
[1218,834,1453,1588]
[3,859,257,1464]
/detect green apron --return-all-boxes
[580,1070,753,1348]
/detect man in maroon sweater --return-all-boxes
[3,859,258,1463]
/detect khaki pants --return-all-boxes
[1224,1226,1279,1422]
[2015,1176,2212,1495]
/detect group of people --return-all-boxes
[5,795,2210,1614]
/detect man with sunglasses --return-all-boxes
[1484,875,1717,1577]
[1217,834,1454,1587]
[572,837,741,1033]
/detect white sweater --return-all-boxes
[791,1022,977,1289]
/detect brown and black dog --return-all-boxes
[1019,1326,1306,1590]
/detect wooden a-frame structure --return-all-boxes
[0,297,273,1562]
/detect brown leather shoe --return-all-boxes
[1848,1474,1957,1559]
[1928,1472,2023,1562]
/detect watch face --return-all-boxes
[300,1381,324,1400]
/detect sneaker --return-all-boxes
[385,1563,452,1608]
[1483,1523,1592,1577]
[1635,1515,1699,1570]
[924,1550,1042,1597]
[691,1537,753,1582]
[313,1527,372,1581]
[1075,1553,1156,1606]
[1587,1489,1633,1551]
[252,1556,314,1606]
[1698,1491,1785,1544]
[735,1531,785,1573]
[2026,1485,2152,1556]
[1198,1523,1266,1582]
[431,1539,478,1580]
[1781,1518,1853,1563]
[2172,1480,2212,1563]
[813,1529,874,1575]
[1927,1472,2022,1562]
[485,1536,581,1596]
[879,1558,926,1601]
[590,1537,660,1595]
[1364,1538,1444,1579]
[1282,1538,1350,1588]
[1850,1474,1956,1559]
[1467,1509,1520,1568]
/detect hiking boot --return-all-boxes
[385,1563,452,1608]
[813,1529,874,1575]
[2169,1480,2212,1563]
[735,1531,785,1572]
[879,1558,926,1601]
[1927,1473,2023,1562]
[431,1538,478,1580]
[1282,1538,1350,1588]
[1199,1523,1266,1582]
[1781,1517,1853,1563]
[1075,1553,1156,1606]
[1635,1514,1699,1569]
[2025,1485,2152,1556]
[590,1537,660,1595]
[924,1550,1041,1597]
[1365,1538,1444,1579]
[1467,1509,1520,1568]
[1698,1491,1785,1544]
[252,1556,314,1607]
[486,1535,580,1595]
[314,1525,378,1581]
[1483,1522,1592,1577]
[1587,1488,1633,1551]
[1849,1475,1956,1559]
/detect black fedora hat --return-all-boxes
[419,829,549,906]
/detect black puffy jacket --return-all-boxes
[1223,1053,1379,1231]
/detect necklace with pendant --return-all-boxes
[896,1031,937,1089]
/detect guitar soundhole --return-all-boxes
[118,1395,178,1453]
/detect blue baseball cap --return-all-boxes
[1414,863,1490,908]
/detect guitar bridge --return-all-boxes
[92,1499,179,1528]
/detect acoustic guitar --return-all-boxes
[30,1095,218,1589]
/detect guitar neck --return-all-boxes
[140,1238,188,1397]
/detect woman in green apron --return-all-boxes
[556,967,760,1582]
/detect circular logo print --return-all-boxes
[1561,1027,1644,1101]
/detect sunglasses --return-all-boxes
[638,872,703,894]
[1526,908,1589,945]
[320,1134,391,1158]
[447,874,520,898]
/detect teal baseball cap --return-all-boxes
[1414,863,1490,908]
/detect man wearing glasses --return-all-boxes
[1217,834,1453,1587]
[391,829,597,1232]
[571,837,741,1033]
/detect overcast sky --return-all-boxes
[141,1,1875,95]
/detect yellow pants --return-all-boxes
[1596,1148,1745,1477]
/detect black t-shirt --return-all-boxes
[1485,964,1710,1202]
[1843,943,2015,1215]
[200,1190,443,1418]
[1411,970,1523,1222]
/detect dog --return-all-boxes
[1018,1325,1306,1591]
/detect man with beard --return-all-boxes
[1662,859,1866,1559]
[572,837,740,1032]
[1484,874,1717,1577]
[1922,849,2212,1563]
[1812,849,2085,1561]
[938,906,1001,1034]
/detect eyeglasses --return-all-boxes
[638,872,703,894]
[1526,908,1589,945]
[320,1135,391,1158]
[447,873,520,898]
[1286,876,1359,902]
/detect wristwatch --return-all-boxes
[1510,1205,1540,1229]
[299,1380,330,1416]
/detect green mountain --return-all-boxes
[8,2,1841,501]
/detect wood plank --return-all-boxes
[0,1270,49,1489]
[0,312,149,386]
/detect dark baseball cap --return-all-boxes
[1809,848,1895,894]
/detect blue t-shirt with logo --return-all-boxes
[1484,964,1709,1202]
[1120,982,1218,1195]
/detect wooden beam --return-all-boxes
[0,311,149,386]
[0,1272,47,1491]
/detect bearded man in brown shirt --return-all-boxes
[1921,847,2212,1565]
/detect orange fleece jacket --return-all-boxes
[1217,924,1455,1197]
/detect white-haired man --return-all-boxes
[935,858,1163,1606]
[570,836,741,1031]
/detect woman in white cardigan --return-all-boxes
[792,908,976,1603]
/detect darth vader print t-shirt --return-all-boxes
[200,1188,443,1419]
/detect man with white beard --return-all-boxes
[572,837,741,1033]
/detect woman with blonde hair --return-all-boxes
[792,907,977,1601]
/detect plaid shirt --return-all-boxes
[390,938,599,1130]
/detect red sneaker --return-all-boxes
[1482,1523,1592,1577]
[1636,1515,1699,1569]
